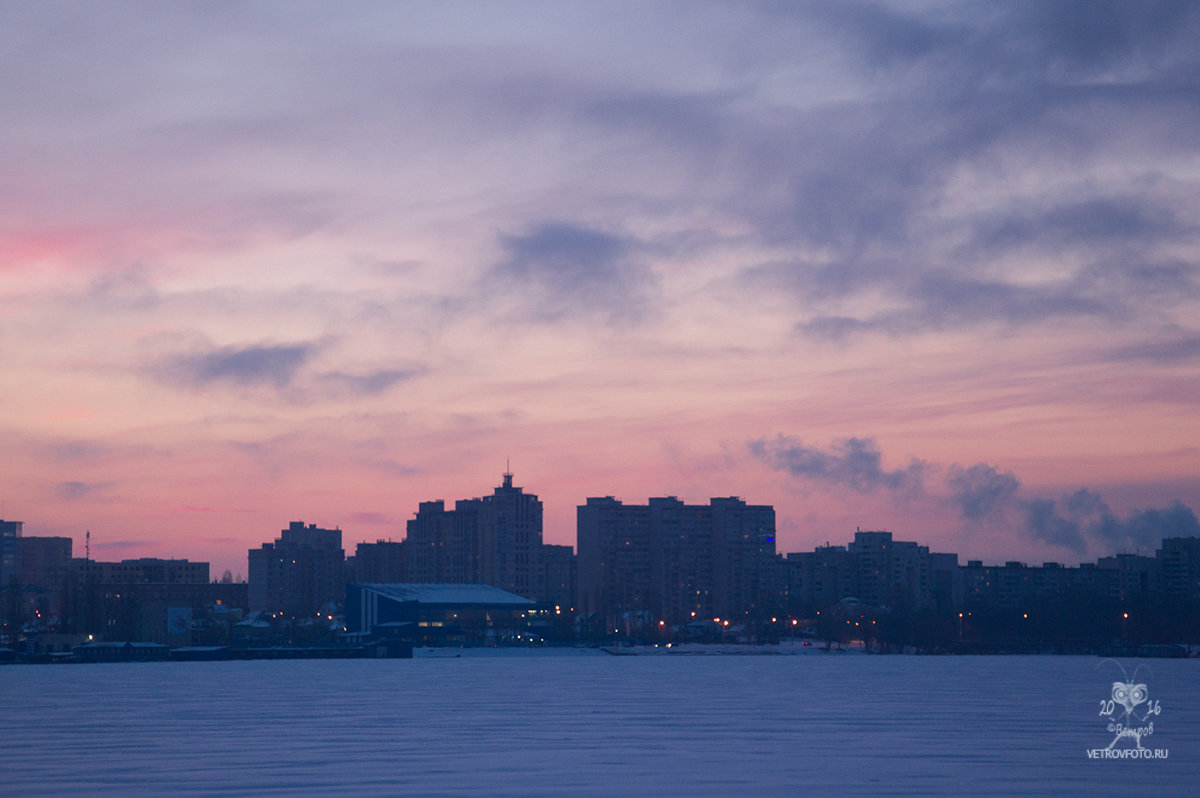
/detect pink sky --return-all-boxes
[2,3,1199,579]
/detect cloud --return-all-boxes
[157,341,318,390]
[1092,501,1200,551]
[92,540,149,550]
[757,432,1199,556]
[955,470,1200,556]
[317,368,425,397]
[355,459,421,478]
[1021,490,1200,555]
[1107,331,1200,363]
[57,481,101,500]
[749,435,926,496]
[793,252,1197,341]
[947,463,1021,522]
[43,440,111,462]
[1017,0,1199,72]
[148,339,428,402]
[971,197,1187,253]
[793,315,876,341]
[347,511,393,526]
[484,222,657,324]
[906,270,1112,329]
[951,465,1200,556]
[1023,498,1089,553]
[711,2,1200,344]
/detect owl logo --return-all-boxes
[1098,661,1161,750]
[1111,681,1148,716]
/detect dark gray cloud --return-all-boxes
[44,440,110,462]
[357,459,421,478]
[1021,488,1111,553]
[317,368,425,397]
[750,435,926,496]
[907,270,1112,328]
[947,463,1021,522]
[972,197,1188,254]
[1021,490,1199,555]
[1023,498,1089,553]
[793,315,874,341]
[7,2,1196,347]
[142,334,427,401]
[485,222,657,324]
[160,342,317,390]
[1107,331,1200,364]
[347,511,393,526]
[717,2,1200,340]
[949,463,1200,556]
[57,481,100,500]
[93,540,149,550]
[796,270,1115,339]
[793,253,1197,341]
[757,432,1199,555]
[84,269,161,311]
[1017,0,1198,71]
[1093,502,1200,551]
[958,474,1200,556]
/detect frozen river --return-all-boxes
[1,650,1196,796]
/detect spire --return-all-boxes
[502,457,513,489]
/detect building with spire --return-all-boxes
[404,470,553,601]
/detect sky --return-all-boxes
[2,1,1199,580]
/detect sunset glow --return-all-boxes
[2,2,1199,578]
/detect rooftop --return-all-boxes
[356,583,536,607]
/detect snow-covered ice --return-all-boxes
[1,652,1195,795]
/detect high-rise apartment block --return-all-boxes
[350,539,408,584]
[248,522,344,616]
[0,519,22,587]
[576,496,777,626]
[71,557,209,585]
[782,530,960,613]
[17,536,73,592]
[847,530,958,610]
[405,472,548,600]
[1158,536,1200,599]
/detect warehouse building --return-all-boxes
[346,583,551,645]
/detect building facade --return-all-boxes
[17,536,73,592]
[248,522,345,616]
[784,531,958,612]
[350,539,408,584]
[1158,537,1200,599]
[0,519,22,587]
[576,495,777,628]
[404,472,550,600]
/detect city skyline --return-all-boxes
[3,4,1199,583]
[4,468,1196,585]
